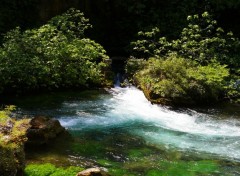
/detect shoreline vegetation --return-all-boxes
[126,12,239,106]
[0,8,113,96]
[0,9,238,104]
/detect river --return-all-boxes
[10,87,240,175]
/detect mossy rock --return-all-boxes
[0,144,25,176]
[0,118,30,176]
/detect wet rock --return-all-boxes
[26,116,66,145]
[76,167,110,176]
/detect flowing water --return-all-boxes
[9,87,240,175]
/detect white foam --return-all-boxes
[111,87,240,137]
[59,86,240,161]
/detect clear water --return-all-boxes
[9,87,240,175]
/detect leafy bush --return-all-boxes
[132,12,240,67]
[130,11,239,104]
[0,8,110,94]
[125,57,147,83]
[48,8,92,39]
[133,56,229,104]
[24,163,84,176]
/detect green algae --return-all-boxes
[146,160,220,176]
[24,163,84,176]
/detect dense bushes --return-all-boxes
[0,9,110,94]
[128,12,240,105]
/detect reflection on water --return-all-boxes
[8,87,240,175]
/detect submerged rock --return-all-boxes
[26,116,66,145]
[76,167,110,176]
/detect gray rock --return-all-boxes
[76,167,110,176]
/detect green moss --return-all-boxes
[147,170,165,176]
[24,163,84,176]
[128,148,152,158]
[97,159,119,167]
[0,107,30,176]
[109,168,135,176]
[71,141,105,157]
[24,163,56,176]
[148,160,220,176]
[190,160,219,173]
[50,166,84,176]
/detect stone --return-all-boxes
[76,167,110,176]
[26,116,66,145]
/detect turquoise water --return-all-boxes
[10,87,240,175]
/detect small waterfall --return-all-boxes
[114,73,121,87]
[114,73,130,88]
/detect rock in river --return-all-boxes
[76,167,110,176]
[26,116,66,145]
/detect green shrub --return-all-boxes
[0,8,110,94]
[125,57,147,83]
[134,56,229,104]
[130,11,239,104]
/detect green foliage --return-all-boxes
[132,11,240,67]
[0,105,15,123]
[225,74,240,103]
[130,11,239,104]
[0,9,110,94]
[125,57,146,82]
[133,56,229,104]
[49,8,92,39]
[24,163,84,176]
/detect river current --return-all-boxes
[11,87,240,175]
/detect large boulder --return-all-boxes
[26,116,66,145]
[76,168,110,176]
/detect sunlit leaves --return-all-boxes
[130,11,239,104]
[0,9,109,94]
[133,56,229,104]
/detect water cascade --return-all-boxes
[15,86,240,175]
[59,87,240,162]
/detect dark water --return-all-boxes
[7,87,240,175]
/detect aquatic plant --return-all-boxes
[24,163,84,176]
